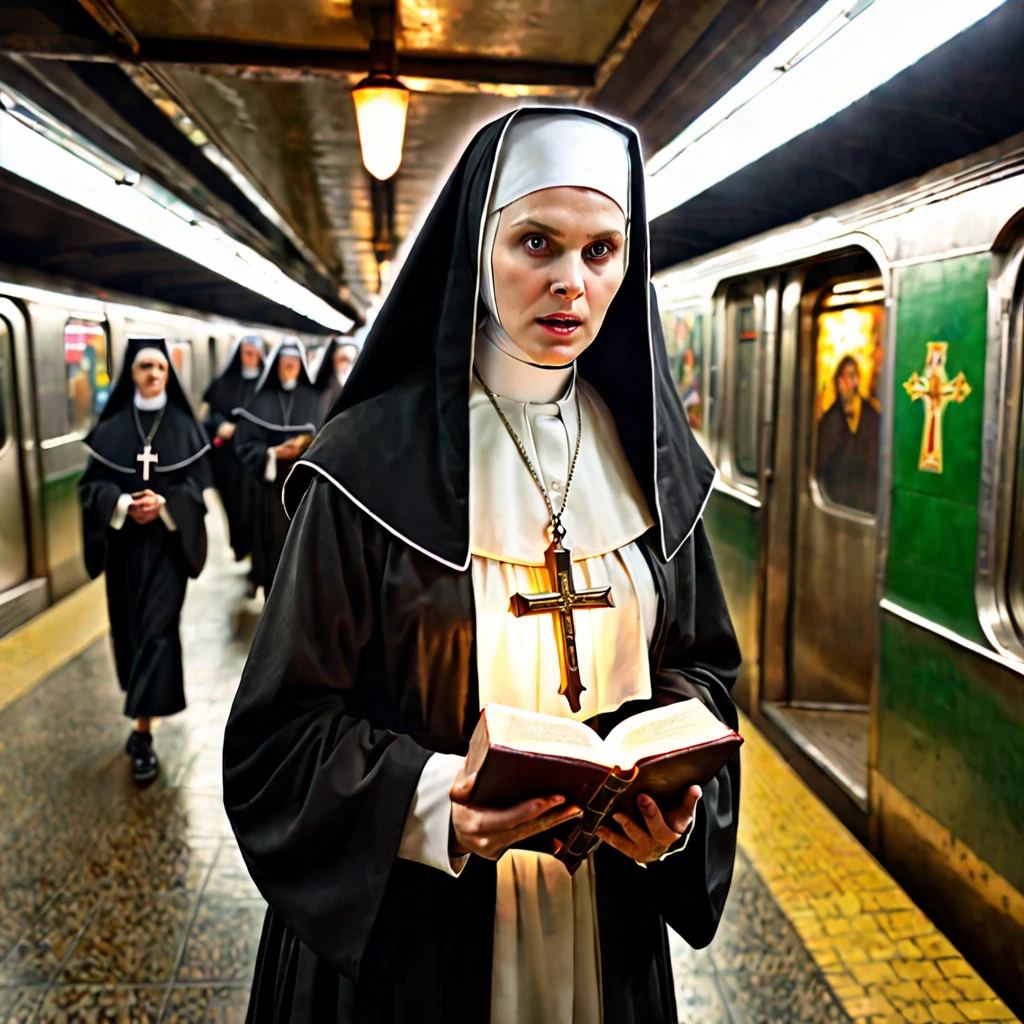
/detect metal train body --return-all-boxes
[0,267,310,637]
[655,133,1024,985]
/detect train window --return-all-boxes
[811,280,884,515]
[168,340,193,393]
[661,307,705,435]
[733,301,759,478]
[63,320,110,433]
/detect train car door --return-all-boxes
[761,256,885,807]
[0,314,29,594]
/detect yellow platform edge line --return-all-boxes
[0,577,108,713]
[735,710,1019,1024]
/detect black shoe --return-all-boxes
[126,730,159,783]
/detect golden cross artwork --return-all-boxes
[509,538,614,713]
[902,342,971,473]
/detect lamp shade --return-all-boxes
[352,74,410,181]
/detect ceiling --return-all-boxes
[0,0,830,322]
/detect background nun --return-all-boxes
[79,337,210,783]
[224,108,741,1023]
[232,338,320,594]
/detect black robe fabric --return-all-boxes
[226,481,740,1023]
[224,108,740,1023]
[203,343,262,560]
[79,339,210,719]
[233,349,321,593]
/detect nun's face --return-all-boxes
[132,354,169,399]
[492,186,626,365]
[240,342,263,370]
[278,354,303,384]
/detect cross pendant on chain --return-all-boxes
[509,535,615,713]
[137,443,159,481]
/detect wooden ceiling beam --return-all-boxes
[0,34,594,88]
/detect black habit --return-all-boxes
[224,108,741,1024]
[79,337,210,719]
[232,344,320,593]
[202,338,263,561]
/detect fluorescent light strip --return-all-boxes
[0,109,353,332]
[646,0,1010,221]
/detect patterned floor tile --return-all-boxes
[671,852,851,1024]
[59,892,193,985]
[202,846,262,903]
[160,985,250,1023]
[0,890,98,986]
[32,985,164,1022]
[0,988,44,1024]
[175,898,264,985]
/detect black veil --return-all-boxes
[285,107,715,570]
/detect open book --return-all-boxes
[466,700,742,874]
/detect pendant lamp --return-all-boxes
[352,73,410,181]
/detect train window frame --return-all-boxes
[723,284,764,491]
[62,318,111,436]
[977,230,1024,659]
[805,277,885,524]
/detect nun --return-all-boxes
[312,336,360,420]
[232,338,320,594]
[202,334,264,570]
[79,337,210,782]
[224,109,741,1023]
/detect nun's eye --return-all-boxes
[586,241,613,260]
[523,235,549,254]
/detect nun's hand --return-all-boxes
[128,490,162,525]
[449,767,582,861]
[597,786,701,864]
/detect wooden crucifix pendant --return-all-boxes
[509,534,615,713]
[137,444,159,482]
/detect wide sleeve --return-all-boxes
[222,478,433,982]
[77,458,127,579]
[642,520,742,948]
[162,468,209,578]
[233,417,273,481]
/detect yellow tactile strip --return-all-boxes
[737,711,1018,1024]
[0,576,108,713]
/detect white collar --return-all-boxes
[133,389,167,411]
[280,377,298,392]
[473,324,573,404]
[241,366,261,380]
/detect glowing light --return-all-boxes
[352,75,410,181]
[646,0,1010,220]
[0,107,354,332]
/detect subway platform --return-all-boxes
[0,519,1016,1024]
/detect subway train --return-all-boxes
[0,266,313,638]
[654,132,1024,988]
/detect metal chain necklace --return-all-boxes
[277,389,296,427]
[475,367,582,541]
[132,403,167,483]
[474,367,614,713]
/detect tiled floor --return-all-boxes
[0,518,1016,1023]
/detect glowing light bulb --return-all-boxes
[352,75,410,181]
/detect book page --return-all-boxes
[484,703,608,762]
[605,699,732,768]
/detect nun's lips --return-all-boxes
[536,313,582,337]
